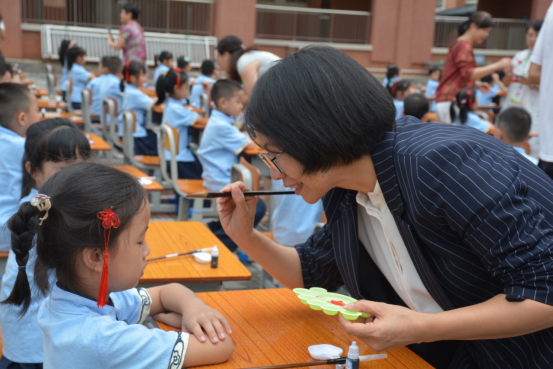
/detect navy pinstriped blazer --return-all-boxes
[297,117,553,369]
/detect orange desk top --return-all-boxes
[40,112,83,124]
[156,289,432,369]
[244,147,267,156]
[141,222,251,284]
[141,88,157,97]
[31,88,49,97]
[85,133,111,152]
[23,80,34,86]
[37,99,67,110]
[112,165,164,192]
[0,252,8,258]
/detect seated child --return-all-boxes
[85,56,109,117]
[383,63,399,87]
[425,66,441,112]
[0,61,14,84]
[58,40,74,102]
[387,80,413,120]
[477,73,507,106]
[158,67,203,179]
[494,107,538,165]
[403,93,431,122]
[450,87,494,133]
[177,56,193,85]
[0,83,39,252]
[68,47,93,110]
[99,56,123,134]
[3,163,234,368]
[0,119,91,368]
[121,61,156,156]
[154,51,173,87]
[190,60,217,109]
[197,79,266,251]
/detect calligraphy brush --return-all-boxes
[146,247,214,261]
[185,190,296,198]
[241,354,387,369]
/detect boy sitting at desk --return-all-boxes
[197,80,265,252]
[494,107,538,165]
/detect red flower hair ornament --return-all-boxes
[96,208,120,307]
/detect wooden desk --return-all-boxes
[141,88,157,98]
[23,80,34,86]
[0,252,8,276]
[40,112,83,124]
[140,222,251,284]
[153,104,206,115]
[85,133,111,152]
[30,88,49,97]
[37,99,67,110]
[244,147,267,156]
[156,289,432,369]
[112,165,164,192]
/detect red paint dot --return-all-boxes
[330,300,346,306]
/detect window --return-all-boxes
[436,0,446,11]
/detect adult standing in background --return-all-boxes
[216,36,280,105]
[435,11,511,123]
[529,3,553,180]
[107,3,146,69]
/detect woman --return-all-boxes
[217,46,553,369]
[107,3,146,67]
[435,11,512,122]
[216,36,280,104]
[503,20,543,157]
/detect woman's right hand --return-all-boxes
[217,182,258,241]
[496,58,512,71]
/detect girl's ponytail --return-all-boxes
[155,68,187,105]
[2,202,40,315]
[155,72,167,105]
[450,87,475,124]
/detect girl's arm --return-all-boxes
[492,73,507,95]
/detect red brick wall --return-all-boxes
[532,0,553,19]
[0,0,23,59]
[22,31,42,60]
[214,0,257,47]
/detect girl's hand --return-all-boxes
[154,312,192,333]
[217,182,258,241]
[338,300,426,353]
[181,299,233,344]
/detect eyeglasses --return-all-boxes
[258,151,284,174]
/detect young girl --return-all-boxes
[153,51,173,87]
[387,80,413,120]
[383,63,400,87]
[476,72,507,106]
[157,68,204,179]
[3,163,234,368]
[177,56,194,86]
[425,66,441,112]
[68,47,93,110]
[450,87,494,133]
[0,119,91,369]
[58,40,73,102]
[121,61,156,156]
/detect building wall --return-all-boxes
[327,0,372,11]
[0,0,23,59]
[532,0,553,20]
[478,0,532,19]
[213,0,257,46]
[22,31,42,60]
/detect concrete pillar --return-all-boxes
[213,0,257,47]
[531,0,553,20]
[0,0,23,59]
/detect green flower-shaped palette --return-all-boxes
[293,287,371,320]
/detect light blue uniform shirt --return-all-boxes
[86,74,106,116]
[190,75,216,108]
[476,83,499,106]
[100,74,123,134]
[122,84,153,138]
[37,285,187,369]
[153,64,170,87]
[0,126,25,252]
[197,110,249,191]
[59,57,69,92]
[69,64,91,104]
[162,97,199,162]
[513,146,539,165]
[393,99,404,120]
[0,189,58,363]
[271,179,324,246]
[453,111,490,133]
[425,79,439,112]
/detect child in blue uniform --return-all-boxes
[197,80,266,252]
[4,163,234,369]
[425,66,441,112]
[157,67,203,179]
[57,40,73,102]
[495,107,539,165]
[190,60,217,109]
[0,84,39,253]
[450,87,493,133]
[153,51,173,87]
[403,93,431,122]
[67,47,93,110]
[121,61,156,156]
[85,56,109,117]
[476,73,507,106]
[382,63,400,87]
[0,119,91,369]
[99,56,123,134]
[387,80,413,120]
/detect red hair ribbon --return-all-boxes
[125,61,130,82]
[466,89,473,110]
[96,208,120,307]
[391,80,398,96]
[172,66,182,88]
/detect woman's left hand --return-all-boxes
[181,299,233,344]
[338,300,426,352]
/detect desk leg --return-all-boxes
[149,191,177,213]
[178,198,191,221]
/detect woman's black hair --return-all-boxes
[155,67,188,105]
[121,3,140,20]
[67,47,86,70]
[155,51,173,68]
[3,163,146,315]
[529,20,543,33]
[177,56,190,69]
[386,64,400,80]
[58,40,73,68]
[458,11,493,36]
[387,80,411,99]
[245,46,395,175]
[21,119,91,199]
[450,87,477,124]
[216,35,258,82]
[120,61,146,92]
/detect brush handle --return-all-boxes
[186,190,296,198]
[242,358,345,369]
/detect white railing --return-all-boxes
[434,16,529,50]
[40,25,217,67]
[256,4,371,44]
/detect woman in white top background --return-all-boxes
[216,36,280,105]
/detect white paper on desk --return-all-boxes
[139,177,153,185]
